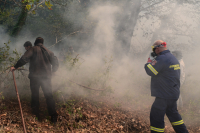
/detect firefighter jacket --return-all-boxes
[14,43,59,78]
[144,50,180,99]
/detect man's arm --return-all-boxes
[14,49,33,69]
[144,56,164,76]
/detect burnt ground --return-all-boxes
[0,94,200,133]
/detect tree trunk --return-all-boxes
[11,3,28,37]
[116,0,141,56]
[140,1,180,57]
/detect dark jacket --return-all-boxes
[14,43,59,78]
[144,50,180,99]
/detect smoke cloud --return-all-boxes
[1,0,200,127]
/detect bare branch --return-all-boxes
[28,0,45,14]
[51,0,68,6]
[11,0,22,7]
[141,0,165,11]
[48,30,83,49]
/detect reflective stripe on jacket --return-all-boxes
[144,50,180,99]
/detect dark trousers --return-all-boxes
[30,78,56,116]
[150,97,188,133]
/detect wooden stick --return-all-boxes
[12,71,27,133]
[67,78,106,91]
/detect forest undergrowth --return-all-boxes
[1,42,200,133]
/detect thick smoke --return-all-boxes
[1,0,200,126]
[89,5,119,56]
[51,1,154,109]
[55,1,200,126]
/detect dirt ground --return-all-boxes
[0,94,200,133]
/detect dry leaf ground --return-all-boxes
[0,95,200,133]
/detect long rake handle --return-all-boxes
[12,71,27,133]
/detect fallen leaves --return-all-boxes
[2,96,199,133]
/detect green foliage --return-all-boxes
[22,0,53,11]
[0,41,30,99]
[0,0,56,36]
[26,3,81,43]
[0,8,19,33]
[45,1,53,10]
[0,92,4,100]
[63,54,84,72]
[0,41,21,72]
[26,5,32,11]
[1,0,90,40]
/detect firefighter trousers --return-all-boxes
[150,97,188,133]
[30,77,56,116]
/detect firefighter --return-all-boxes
[172,51,185,109]
[10,37,59,124]
[144,40,188,133]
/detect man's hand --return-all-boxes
[10,67,16,72]
[147,57,152,63]
[150,52,157,60]
[147,52,157,63]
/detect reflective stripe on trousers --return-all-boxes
[151,126,164,132]
[150,97,188,133]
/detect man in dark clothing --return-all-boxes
[144,40,188,133]
[24,41,32,51]
[11,37,59,123]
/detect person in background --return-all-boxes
[59,46,67,62]
[10,37,59,124]
[67,46,74,56]
[172,50,185,109]
[23,41,32,69]
[144,40,188,133]
[24,41,32,51]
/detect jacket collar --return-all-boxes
[35,43,43,46]
[159,50,170,55]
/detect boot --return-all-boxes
[51,113,58,124]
